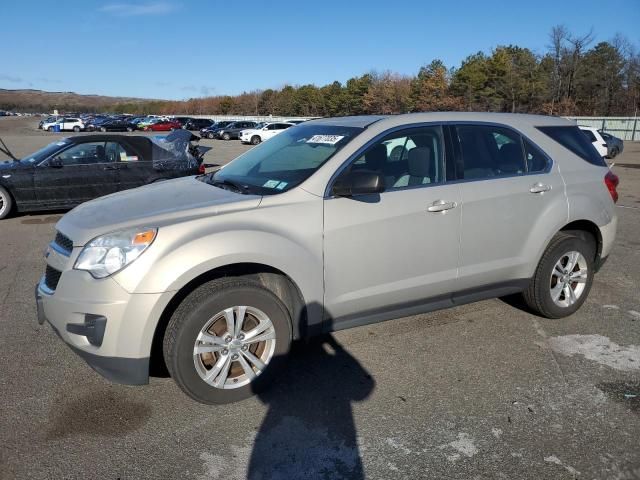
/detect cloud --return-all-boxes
[180,85,216,97]
[0,74,24,83]
[0,74,33,87]
[99,2,178,16]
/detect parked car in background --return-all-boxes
[216,121,258,140]
[285,119,306,124]
[38,116,59,129]
[578,126,608,158]
[0,131,204,219]
[173,117,193,127]
[144,119,182,132]
[34,113,619,404]
[137,117,161,130]
[200,120,235,139]
[183,118,215,131]
[239,122,294,144]
[85,117,111,132]
[94,118,138,132]
[599,131,624,158]
[46,117,85,132]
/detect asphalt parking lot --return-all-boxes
[1,117,639,479]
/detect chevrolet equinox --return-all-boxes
[36,113,619,404]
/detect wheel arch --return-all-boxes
[559,219,602,264]
[149,262,309,377]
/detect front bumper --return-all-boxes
[35,267,168,385]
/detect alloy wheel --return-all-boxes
[193,306,276,389]
[0,190,6,217]
[549,251,588,308]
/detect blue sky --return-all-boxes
[1,0,639,100]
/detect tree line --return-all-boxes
[4,26,639,117]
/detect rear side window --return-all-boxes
[523,138,549,173]
[455,125,526,179]
[581,129,597,142]
[537,126,606,167]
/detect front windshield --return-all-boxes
[208,124,362,194]
[21,140,68,164]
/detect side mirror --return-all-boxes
[48,158,63,168]
[332,170,385,197]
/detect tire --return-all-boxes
[0,186,13,220]
[47,127,53,132]
[127,127,133,132]
[163,277,292,404]
[222,133,231,141]
[523,232,596,319]
[251,135,261,145]
[610,148,618,159]
[73,126,80,132]
[207,132,215,139]
[170,127,176,131]
[100,127,107,132]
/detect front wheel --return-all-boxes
[73,126,80,132]
[100,127,107,132]
[126,127,133,132]
[222,133,231,141]
[522,232,595,318]
[47,127,53,132]
[0,186,13,220]
[163,278,292,404]
[251,135,261,145]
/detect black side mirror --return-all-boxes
[332,170,385,197]
[48,158,63,168]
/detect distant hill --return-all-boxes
[0,88,163,113]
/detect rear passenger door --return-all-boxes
[105,140,154,190]
[451,124,566,293]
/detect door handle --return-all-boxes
[427,200,457,213]
[103,165,119,170]
[529,183,551,194]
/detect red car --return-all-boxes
[144,120,182,131]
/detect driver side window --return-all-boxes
[52,142,109,166]
[348,126,445,190]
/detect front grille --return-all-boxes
[54,231,73,254]
[44,265,62,292]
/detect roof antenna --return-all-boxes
[0,137,19,162]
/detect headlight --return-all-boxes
[74,227,157,278]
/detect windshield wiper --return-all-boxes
[211,178,252,194]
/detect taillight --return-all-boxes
[604,171,619,203]
[198,163,206,174]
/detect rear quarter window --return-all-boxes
[536,126,606,167]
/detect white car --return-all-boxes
[239,122,294,145]
[43,117,85,132]
[579,126,607,158]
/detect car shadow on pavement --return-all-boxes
[248,333,374,480]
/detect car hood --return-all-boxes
[0,161,25,171]
[56,176,262,246]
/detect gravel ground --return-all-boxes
[1,117,639,479]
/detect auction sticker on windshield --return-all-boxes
[306,135,344,145]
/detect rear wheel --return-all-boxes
[251,135,261,145]
[610,147,619,159]
[523,232,595,318]
[100,127,107,132]
[0,186,13,220]
[163,278,292,404]
[126,127,133,132]
[207,132,215,139]
[47,127,53,132]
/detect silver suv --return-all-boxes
[36,113,619,404]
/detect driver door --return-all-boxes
[34,141,119,207]
[323,125,461,328]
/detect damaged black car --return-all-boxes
[0,130,209,219]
